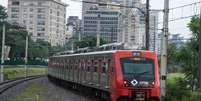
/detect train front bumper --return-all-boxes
[114,88,160,101]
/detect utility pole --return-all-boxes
[145,0,150,50]
[24,26,29,77]
[1,22,5,82]
[78,29,81,41]
[160,0,169,99]
[198,8,201,88]
[153,16,156,52]
[96,14,101,47]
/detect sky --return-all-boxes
[0,0,200,38]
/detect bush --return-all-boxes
[167,76,201,101]
[167,77,190,101]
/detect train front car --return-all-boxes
[112,51,160,101]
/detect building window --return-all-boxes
[38,2,42,6]
[50,9,52,14]
[23,20,26,24]
[11,14,19,18]
[23,8,27,12]
[37,33,45,37]
[29,27,33,30]
[11,8,19,12]
[57,11,59,16]
[29,2,34,6]
[23,14,27,18]
[30,8,34,12]
[38,8,45,13]
[30,21,33,24]
[30,14,34,18]
[37,21,45,25]
[38,14,45,19]
[37,27,45,31]
[12,1,20,5]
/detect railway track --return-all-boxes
[0,75,45,94]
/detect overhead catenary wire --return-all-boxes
[71,0,146,13]
[169,1,201,10]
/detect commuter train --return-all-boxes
[48,50,160,101]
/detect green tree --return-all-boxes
[75,36,106,48]
[0,5,7,20]
[29,39,51,58]
[175,16,199,90]
[167,43,179,72]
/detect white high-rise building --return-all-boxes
[119,0,144,49]
[149,11,160,53]
[119,0,160,51]
[82,0,121,43]
[7,0,68,46]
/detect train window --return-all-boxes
[94,61,98,72]
[102,62,106,73]
[87,61,91,71]
[109,59,114,73]
[83,60,86,70]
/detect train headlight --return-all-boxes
[149,81,155,87]
[123,80,131,87]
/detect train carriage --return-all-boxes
[48,50,160,101]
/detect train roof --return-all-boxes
[51,50,155,58]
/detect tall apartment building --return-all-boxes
[66,16,81,39]
[82,0,121,43]
[7,0,68,46]
[149,11,160,53]
[118,0,145,49]
[119,0,160,51]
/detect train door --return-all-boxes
[67,58,70,81]
[86,57,92,85]
[80,57,85,84]
[69,59,73,81]
[77,58,81,83]
[93,57,99,86]
[62,58,65,80]
[75,57,79,82]
[100,57,110,89]
[73,57,77,82]
[90,57,94,85]
[64,57,68,80]
[82,57,87,84]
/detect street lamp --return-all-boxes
[96,14,101,47]
[24,22,29,78]
[1,19,6,82]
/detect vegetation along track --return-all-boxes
[0,75,45,94]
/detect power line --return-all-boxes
[169,14,199,22]
[169,1,201,10]
[71,0,146,13]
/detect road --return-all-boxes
[0,76,102,101]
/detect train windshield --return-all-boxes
[121,58,155,82]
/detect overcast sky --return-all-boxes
[0,0,200,38]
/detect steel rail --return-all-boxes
[0,75,45,94]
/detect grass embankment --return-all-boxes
[4,67,47,80]
[17,83,57,101]
[167,73,201,101]
[167,73,184,84]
